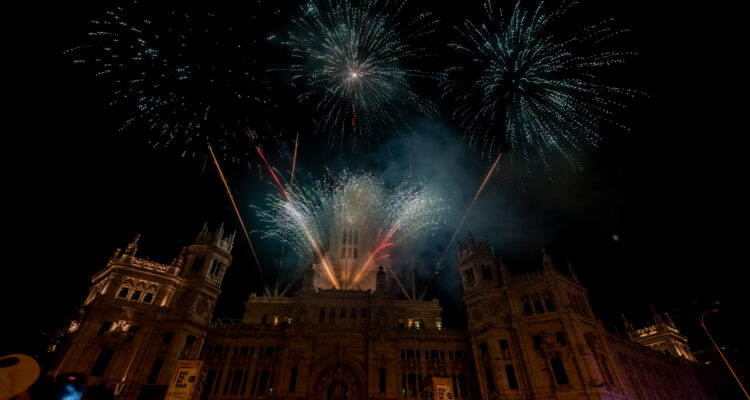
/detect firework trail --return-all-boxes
[419,152,502,301]
[247,130,340,289]
[208,146,271,296]
[282,0,439,150]
[65,3,278,161]
[441,0,638,173]
[253,170,449,292]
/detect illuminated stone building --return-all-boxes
[50,227,713,400]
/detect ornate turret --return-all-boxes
[195,222,235,253]
[123,234,140,257]
[542,248,556,272]
[458,232,493,261]
[650,305,665,325]
[628,306,697,361]
[376,265,386,292]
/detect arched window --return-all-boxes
[143,291,155,304]
[130,290,142,301]
[117,286,131,299]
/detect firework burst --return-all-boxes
[65,3,278,162]
[282,0,439,150]
[441,0,638,172]
[253,171,449,289]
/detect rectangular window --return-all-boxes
[241,370,250,395]
[319,308,326,323]
[485,367,496,391]
[204,370,217,395]
[380,367,386,393]
[223,369,233,394]
[480,341,488,356]
[250,371,259,395]
[90,349,114,377]
[458,374,468,398]
[213,371,223,394]
[257,370,269,395]
[505,365,519,390]
[289,366,298,392]
[533,335,543,349]
[192,256,204,271]
[551,357,569,385]
[268,371,276,395]
[230,370,243,394]
[147,358,164,384]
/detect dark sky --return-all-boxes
[6,0,745,360]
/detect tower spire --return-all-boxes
[621,314,635,333]
[650,305,665,325]
[542,248,555,272]
[567,261,580,283]
[123,234,141,257]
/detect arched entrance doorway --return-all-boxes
[311,360,365,400]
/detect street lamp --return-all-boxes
[700,308,749,399]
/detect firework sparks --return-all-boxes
[282,0,439,150]
[66,3,277,161]
[441,0,638,172]
[253,170,449,291]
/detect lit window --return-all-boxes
[407,319,414,328]
[273,315,279,326]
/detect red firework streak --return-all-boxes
[350,225,399,287]
[245,129,340,289]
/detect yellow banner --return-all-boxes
[165,360,205,400]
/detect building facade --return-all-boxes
[50,226,713,400]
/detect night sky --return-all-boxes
[6,0,745,364]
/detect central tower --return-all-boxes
[315,222,378,291]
